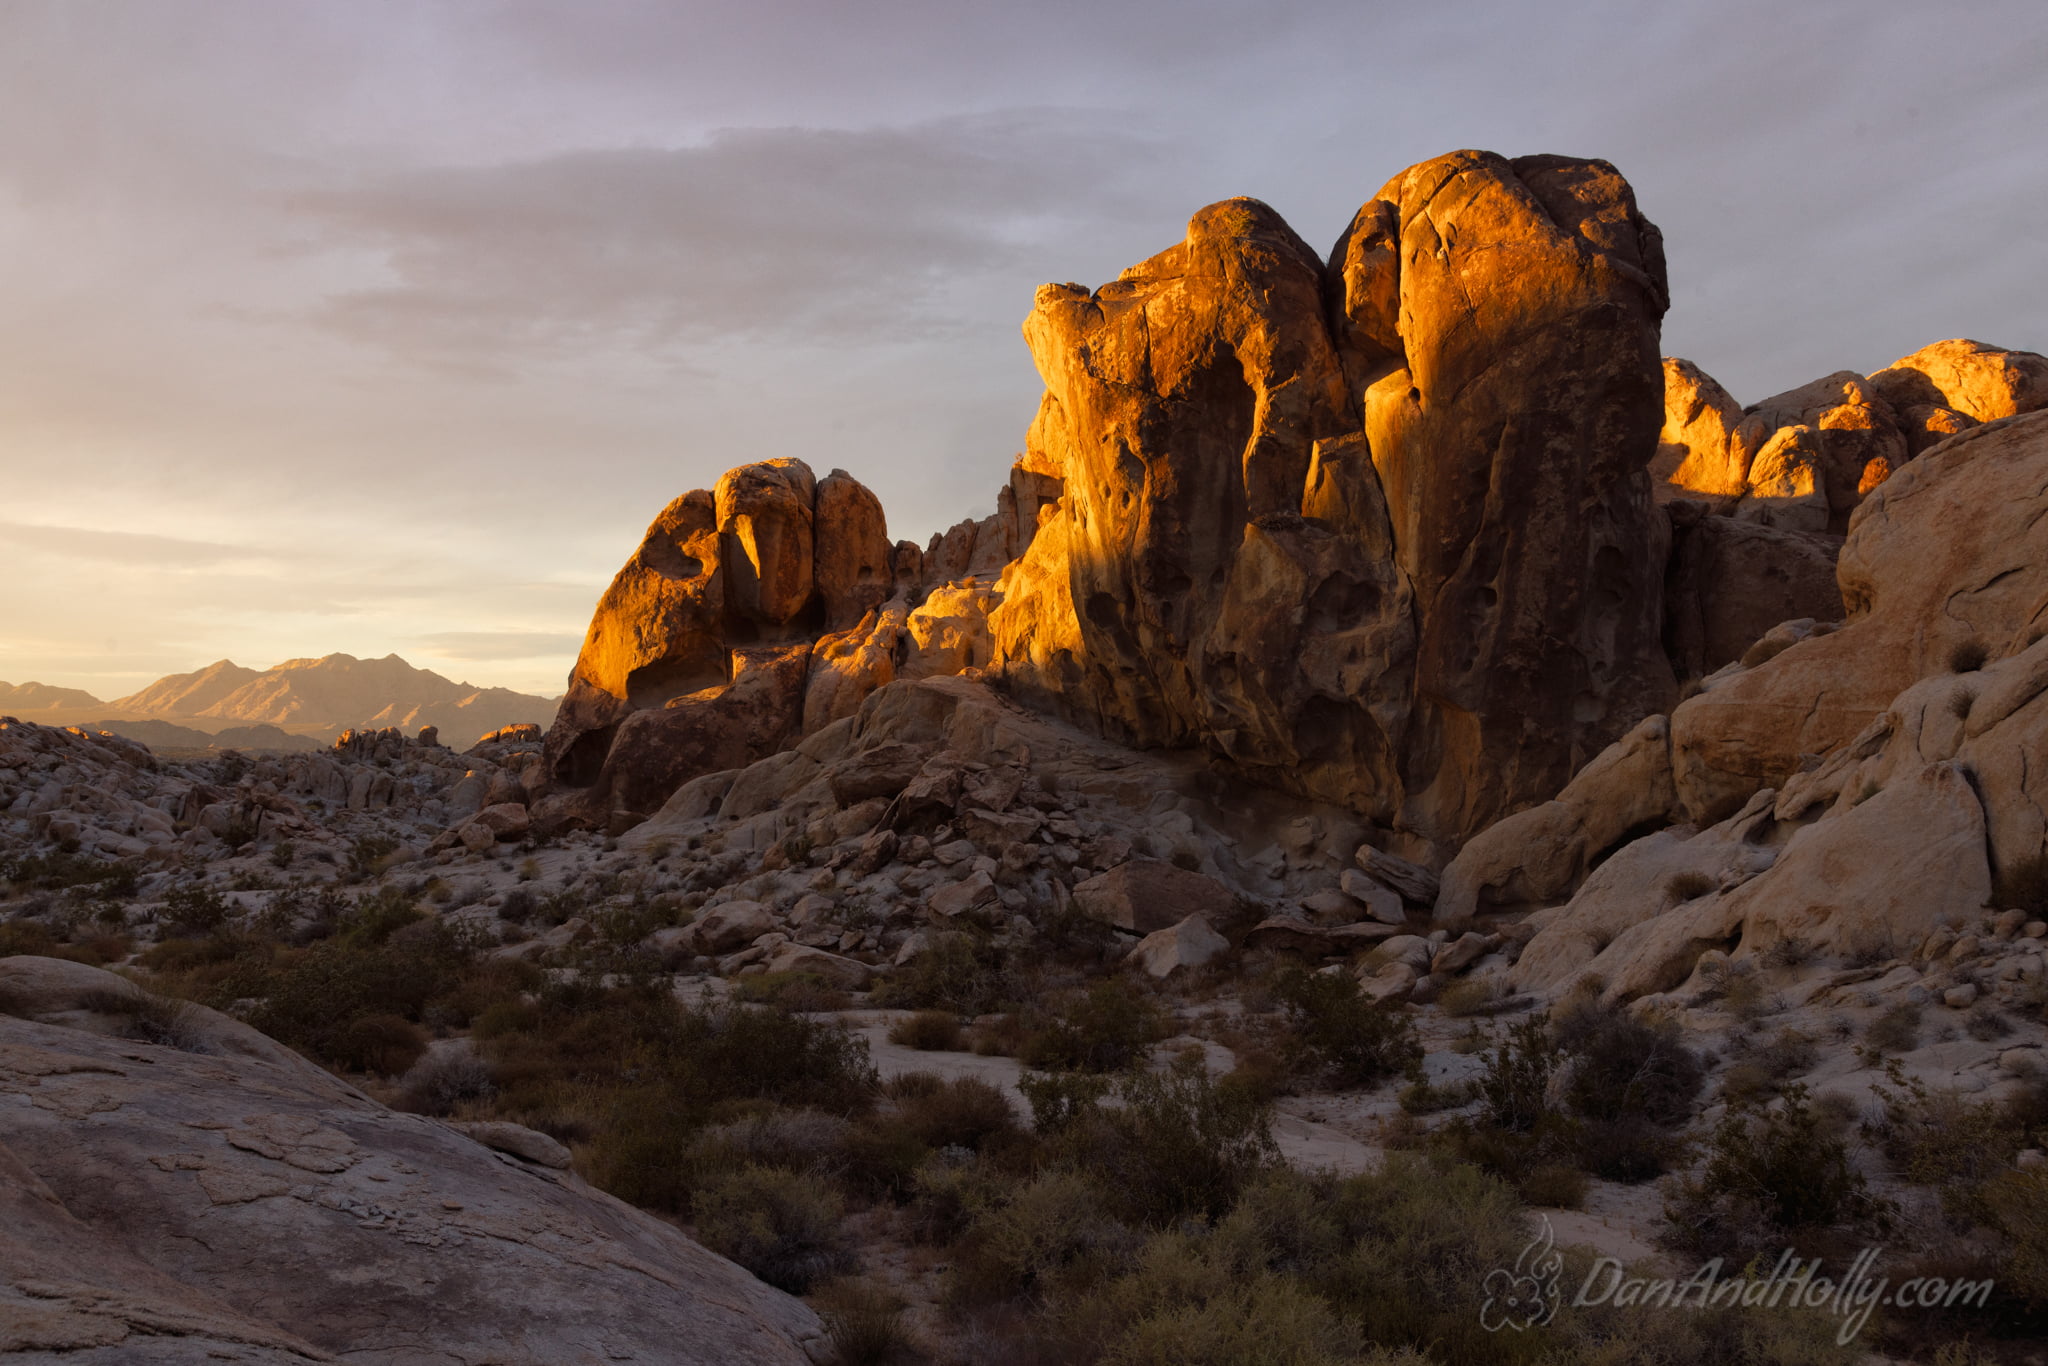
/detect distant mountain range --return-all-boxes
[1,654,558,750]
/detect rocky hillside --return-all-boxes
[0,681,105,713]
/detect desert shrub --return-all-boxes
[1867,1060,2028,1224]
[1059,1055,1279,1227]
[836,1117,931,1202]
[328,1012,428,1075]
[1450,1004,1699,1187]
[1268,966,1421,1089]
[344,835,399,882]
[813,1276,911,1366]
[1515,1162,1590,1209]
[240,922,472,1064]
[1983,1168,2048,1304]
[1019,980,1163,1073]
[672,1003,879,1116]
[1,851,140,897]
[695,1106,854,1177]
[1277,1157,1553,1364]
[161,885,232,937]
[1664,1084,1889,1257]
[888,1009,963,1051]
[1554,1003,1702,1128]
[1965,1003,2012,1041]
[395,1049,496,1116]
[1720,1027,1819,1104]
[1045,1232,1371,1366]
[1475,1017,1557,1133]
[872,931,1018,1016]
[735,971,852,1013]
[76,985,210,1052]
[1017,1069,1113,1135]
[951,1169,1140,1302]
[1396,1077,1471,1114]
[1760,935,1815,970]
[890,1074,1019,1152]
[692,1163,853,1292]
[337,885,423,945]
[0,919,109,965]
[1865,1002,1922,1055]
[1664,870,1716,902]
[268,839,295,870]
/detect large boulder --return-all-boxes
[1867,338,2048,428]
[1073,858,1239,934]
[1728,371,1906,533]
[540,462,924,825]
[1654,356,1747,497]
[543,490,728,790]
[812,468,894,631]
[992,151,1676,853]
[1342,150,1676,843]
[0,958,826,1365]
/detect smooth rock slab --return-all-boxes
[0,957,826,1366]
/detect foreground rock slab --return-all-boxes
[0,957,827,1366]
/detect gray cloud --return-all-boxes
[292,113,1168,364]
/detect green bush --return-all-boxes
[1019,980,1164,1073]
[812,1276,912,1366]
[1665,1084,1890,1257]
[1475,1017,1557,1133]
[887,1009,963,1051]
[161,885,232,938]
[951,1170,1138,1303]
[872,931,1018,1016]
[1864,1002,1922,1055]
[328,1012,428,1075]
[889,1074,1018,1152]
[1269,967,1421,1089]
[1059,1055,1279,1227]
[692,1164,853,1292]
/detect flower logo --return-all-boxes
[1480,1214,1564,1331]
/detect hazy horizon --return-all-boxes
[4,0,2044,698]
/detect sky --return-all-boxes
[2,0,2044,700]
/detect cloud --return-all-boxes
[0,521,256,567]
[413,629,583,661]
[291,111,1168,365]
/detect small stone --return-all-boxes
[1943,983,1979,1009]
[1992,909,2027,940]
[2025,921,2047,940]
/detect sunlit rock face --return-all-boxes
[542,461,913,828]
[993,151,1677,853]
[988,197,1415,829]
[1654,338,2048,528]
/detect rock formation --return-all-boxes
[532,153,2047,882]
[989,151,1676,851]
[1655,338,2048,531]
[1484,410,2048,1000]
